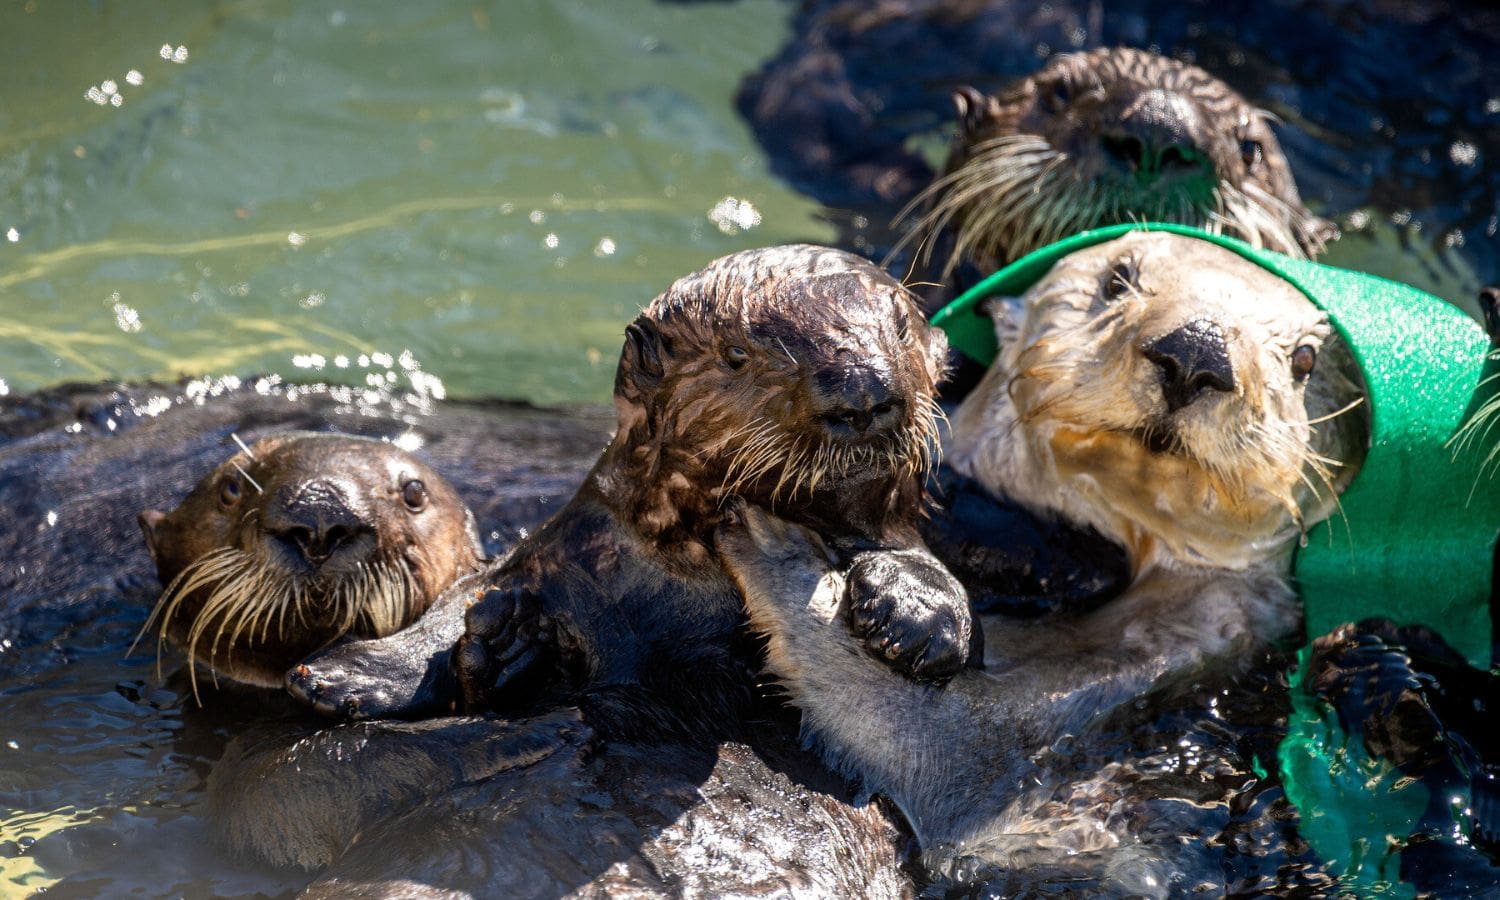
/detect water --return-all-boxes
[3,0,1498,895]
[0,0,831,407]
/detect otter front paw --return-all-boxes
[287,636,448,720]
[845,549,971,682]
[454,585,555,713]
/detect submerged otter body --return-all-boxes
[1305,620,1500,893]
[718,233,1370,894]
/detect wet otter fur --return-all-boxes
[290,244,970,737]
[717,233,1369,893]
[898,47,1333,282]
[137,432,484,693]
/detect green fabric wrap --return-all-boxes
[931,221,1499,667]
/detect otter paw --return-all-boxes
[286,637,443,720]
[845,549,971,682]
[454,586,555,712]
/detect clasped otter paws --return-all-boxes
[454,585,555,712]
[845,549,971,682]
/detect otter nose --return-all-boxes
[815,366,903,437]
[1100,89,1209,179]
[266,481,367,565]
[1141,318,1236,413]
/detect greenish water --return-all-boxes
[0,0,830,407]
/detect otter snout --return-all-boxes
[1098,89,1211,182]
[263,479,372,568]
[813,365,904,438]
[1141,318,1235,413]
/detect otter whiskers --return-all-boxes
[134,547,420,703]
[897,132,1324,278]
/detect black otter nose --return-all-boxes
[1141,318,1236,413]
[815,366,904,437]
[1099,89,1210,179]
[266,481,368,565]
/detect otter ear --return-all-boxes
[925,326,951,382]
[617,315,668,398]
[952,86,999,136]
[138,510,166,564]
[1478,287,1500,344]
[978,295,1026,356]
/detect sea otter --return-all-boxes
[898,47,1333,283]
[290,243,970,737]
[717,232,1369,894]
[136,432,486,695]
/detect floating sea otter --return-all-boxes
[718,231,1369,894]
[137,432,486,694]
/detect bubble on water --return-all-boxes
[126,70,144,86]
[707,197,762,235]
[1450,141,1478,167]
[109,293,143,333]
[287,231,307,248]
[4,227,16,242]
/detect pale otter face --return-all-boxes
[615,244,947,538]
[955,232,1367,569]
[137,433,483,693]
[900,47,1334,277]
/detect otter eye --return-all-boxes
[401,479,428,512]
[1240,139,1263,169]
[218,476,241,508]
[1290,344,1317,381]
[722,345,750,370]
[1046,79,1071,112]
[1104,258,1137,300]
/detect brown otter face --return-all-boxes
[613,244,948,541]
[899,47,1334,277]
[952,232,1367,569]
[137,433,483,692]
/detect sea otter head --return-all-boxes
[138,432,484,692]
[611,244,947,545]
[950,231,1367,571]
[902,47,1334,277]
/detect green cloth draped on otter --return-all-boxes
[932,221,1499,669]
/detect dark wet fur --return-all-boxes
[1307,619,1500,893]
[921,465,1131,619]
